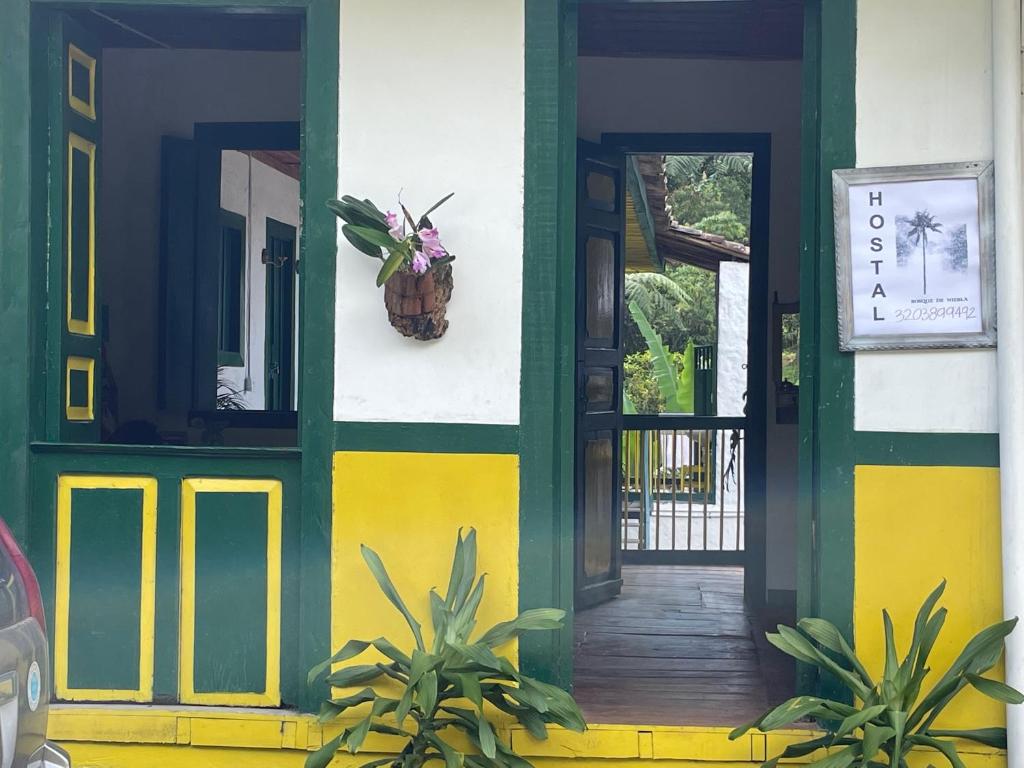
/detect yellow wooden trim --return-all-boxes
[64,356,94,422]
[67,44,96,120]
[179,478,282,706]
[55,475,157,702]
[66,132,96,336]
[47,708,1007,764]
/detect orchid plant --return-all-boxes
[328,194,456,286]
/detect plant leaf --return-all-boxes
[349,225,404,251]
[425,732,464,768]
[308,639,373,685]
[966,673,1024,704]
[925,728,1007,749]
[421,192,455,222]
[833,704,886,741]
[908,735,965,768]
[325,664,388,688]
[317,687,376,723]
[360,544,425,649]
[306,733,345,768]
[342,224,389,259]
[862,723,895,763]
[347,716,373,754]
[477,609,565,648]
[798,618,874,689]
[478,716,497,758]
[459,673,483,711]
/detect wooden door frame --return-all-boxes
[520,0,857,695]
[0,0,339,712]
[600,131,771,612]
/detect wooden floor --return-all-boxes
[573,565,793,726]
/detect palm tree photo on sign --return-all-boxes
[905,210,943,295]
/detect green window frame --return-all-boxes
[217,209,246,367]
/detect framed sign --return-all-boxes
[832,161,996,351]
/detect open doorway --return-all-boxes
[56,8,302,447]
[571,1,803,727]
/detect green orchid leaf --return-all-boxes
[376,250,407,287]
[342,224,386,259]
[349,225,406,252]
[421,192,455,221]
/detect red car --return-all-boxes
[0,519,70,768]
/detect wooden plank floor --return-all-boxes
[573,565,792,726]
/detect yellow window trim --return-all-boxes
[64,355,94,422]
[66,132,96,337]
[55,475,157,703]
[67,44,97,120]
[179,477,283,707]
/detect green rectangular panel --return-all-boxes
[192,491,268,694]
[68,367,89,408]
[66,487,143,691]
[69,145,91,324]
[70,58,90,106]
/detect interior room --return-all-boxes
[68,8,302,446]
[572,0,804,726]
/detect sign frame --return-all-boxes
[832,161,996,351]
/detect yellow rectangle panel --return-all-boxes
[854,465,1005,730]
[331,452,520,681]
[66,132,95,336]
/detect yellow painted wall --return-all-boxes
[331,451,520,668]
[854,465,1005,729]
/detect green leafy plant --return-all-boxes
[306,529,586,768]
[627,300,694,414]
[731,581,1022,768]
[327,194,456,286]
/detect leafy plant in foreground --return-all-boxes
[306,529,586,768]
[731,581,1022,768]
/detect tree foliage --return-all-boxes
[665,154,753,245]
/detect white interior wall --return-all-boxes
[854,0,997,433]
[333,0,525,425]
[219,151,301,410]
[579,57,803,592]
[101,49,300,427]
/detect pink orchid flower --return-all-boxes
[386,211,404,240]
[417,227,447,260]
[411,251,430,274]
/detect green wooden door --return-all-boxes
[48,15,102,442]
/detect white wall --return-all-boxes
[854,0,997,433]
[101,49,300,427]
[219,151,300,410]
[333,0,525,425]
[579,57,803,591]
[717,263,749,418]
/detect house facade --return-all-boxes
[0,0,1020,765]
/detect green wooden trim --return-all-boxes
[334,423,519,455]
[796,0,857,702]
[519,0,577,689]
[297,0,340,713]
[31,441,300,459]
[7,0,338,713]
[624,155,661,271]
[854,432,1000,468]
[217,208,246,367]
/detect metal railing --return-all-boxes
[621,417,745,555]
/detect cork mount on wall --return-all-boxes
[327,193,457,342]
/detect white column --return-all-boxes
[994,0,1024,763]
